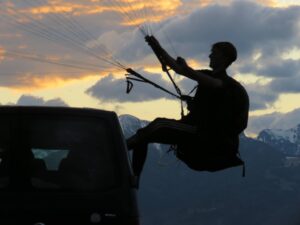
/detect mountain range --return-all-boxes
[257,124,300,156]
[119,115,300,225]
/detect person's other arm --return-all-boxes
[145,35,222,88]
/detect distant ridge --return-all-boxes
[118,114,149,138]
[258,124,300,156]
[118,114,300,225]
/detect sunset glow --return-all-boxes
[0,0,299,135]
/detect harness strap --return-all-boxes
[126,78,133,94]
[161,66,184,118]
[188,85,198,96]
[146,43,185,117]
[237,151,246,177]
[242,163,246,177]
[126,68,181,99]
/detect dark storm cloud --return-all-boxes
[239,57,300,78]
[112,1,300,110]
[2,0,300,111]
[86,71,176,102]
[238,57,300,110]
[245,83,278,111]
[270,76,300,93]
[117,1,300,63]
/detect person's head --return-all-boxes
[209,42,237,71]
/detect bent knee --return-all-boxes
[152,117,177,124]
[147,119,177,132]
[153,117,167,123]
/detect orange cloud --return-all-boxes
[3,0,182,29]
[30,5,74,15]
[6,62,125,91]
[256,0,278,7]
[0,47,5,61]
[11,72,98,92]
[103,0,181,26]
[198,0,233,7]
[3,0,107,19]
[0,33,22,38]
[28,4,109,16]
[27,0,182,26]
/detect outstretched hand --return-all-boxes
[145,35,186,74]
[176,57,189,69]
[145,35,167,71]
[145,35,161,50]
[144,35,152,43]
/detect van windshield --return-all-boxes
[1,115,120,191]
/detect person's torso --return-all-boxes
[181,70,249,138]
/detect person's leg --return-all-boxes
[127,118,197,149]
[128,118,197,179]
[131,142,147,178]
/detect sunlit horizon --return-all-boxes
[0,0,300,136]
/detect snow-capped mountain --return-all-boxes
[118,114,149,138]
[117,114,300,225]
[118,114,169,153]
[257,124,300,156]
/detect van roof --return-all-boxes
[0,106,116,117]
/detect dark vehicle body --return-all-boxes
[0,106,139,225]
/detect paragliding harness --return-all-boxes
[125,38,245,176]
[175,139,246,176]
[125,68,185,117]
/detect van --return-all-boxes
[0,106,139,225]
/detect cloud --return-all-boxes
[2,1,300,82]
[8,0,107,17]
[177,76,199,94]
[0,0,126,88]
[16,95,68,107]
[1,0,300,115]
[111,1,300,113]
[247,108,300,135]
[244,82,278,110]
[239,55,300,79]
[238,57,300,110]
[86,70,177,102]
[117,1,300,62]
[270,76,300,93]
[0,46,5,62]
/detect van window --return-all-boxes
[21,116,120,191]
[32,149,70,171]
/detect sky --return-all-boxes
[0,0,300,136]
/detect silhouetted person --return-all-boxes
[127,36,249,183]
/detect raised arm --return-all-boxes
[145,35,179,72]
[145,35,222,88]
